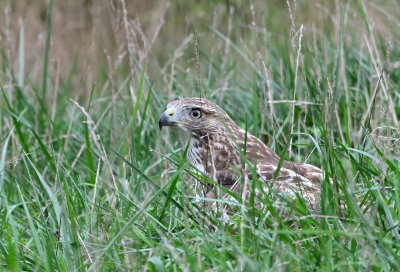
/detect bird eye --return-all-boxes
[190,109,202,119]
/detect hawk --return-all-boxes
[159,97,326,210]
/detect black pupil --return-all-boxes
[192,110,200,117]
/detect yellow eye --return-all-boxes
[190,109,202,119]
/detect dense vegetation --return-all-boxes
[1,0,399,270]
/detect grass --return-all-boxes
[1,0,400,271]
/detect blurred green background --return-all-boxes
[2,0,398,94]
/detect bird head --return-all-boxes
[159,97,234,134]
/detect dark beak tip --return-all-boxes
[159,112,166,131]
[159,120,163,131]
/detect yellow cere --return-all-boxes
[166,108,174,116]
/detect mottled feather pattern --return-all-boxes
[161,98,326,210]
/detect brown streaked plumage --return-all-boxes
[159,97,326,209]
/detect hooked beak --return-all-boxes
[159,108,175,131]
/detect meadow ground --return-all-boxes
[1,0,400,271]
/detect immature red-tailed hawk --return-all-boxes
[159,97,326,209]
